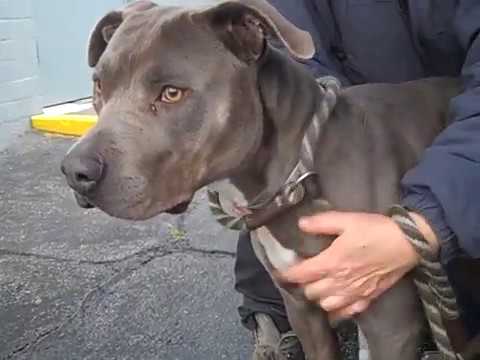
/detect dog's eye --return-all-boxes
[160,86,184,104]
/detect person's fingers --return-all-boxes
[319,295,357,312]
[328,299,371,322]
[298,211,355,235]
[281,251,335,284]
[303,278,337,302]
[282,228,352,284]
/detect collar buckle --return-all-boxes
[281,171,317,206]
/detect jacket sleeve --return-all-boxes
[267,0,351,85]
[401,1,480,259]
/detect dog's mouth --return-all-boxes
[72,191,192,216]
[165,200,191,214]
[73,191,95,209]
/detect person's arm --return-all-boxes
[267,0,350,85]
[401,1,480,260]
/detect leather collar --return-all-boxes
[208,76,340,231]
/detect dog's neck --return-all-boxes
[217,47,333,208]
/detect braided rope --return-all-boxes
[207,190,248,231]
[390,205,460,360]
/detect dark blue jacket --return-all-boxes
[268,0,480,262]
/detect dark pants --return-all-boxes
[234,231,291,333]
[234,231,480,339]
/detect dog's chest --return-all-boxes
[254,227,299,272]
[210,179,300,271]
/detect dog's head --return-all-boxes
[61,0,314,220]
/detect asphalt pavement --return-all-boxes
[0,131,357,360]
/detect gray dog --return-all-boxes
[61,1,462,359]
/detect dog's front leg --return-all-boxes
[355,277,424,360]
[279,288,342,360]
[251,234,341,360]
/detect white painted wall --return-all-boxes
[0,0,40,149]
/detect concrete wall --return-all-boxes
[0,0,40,148]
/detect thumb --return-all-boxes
[299,211,353,235]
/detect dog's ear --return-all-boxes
[192,0,315,63]
[88,11,122,67]
[88,0,157,67]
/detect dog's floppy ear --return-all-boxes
[88,11,122,67]
[88,0,157,67]
[192,0,315,63]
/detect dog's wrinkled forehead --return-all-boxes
[111,7,186,49]
[97,6,241,86]
[100,8,187,68]
[89,0,315,73]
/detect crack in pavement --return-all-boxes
[0,246,235,266]
[182,247,235,258]
[2,246,235,360]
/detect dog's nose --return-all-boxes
[61,155,104,195]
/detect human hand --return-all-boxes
[282,211,438,321]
